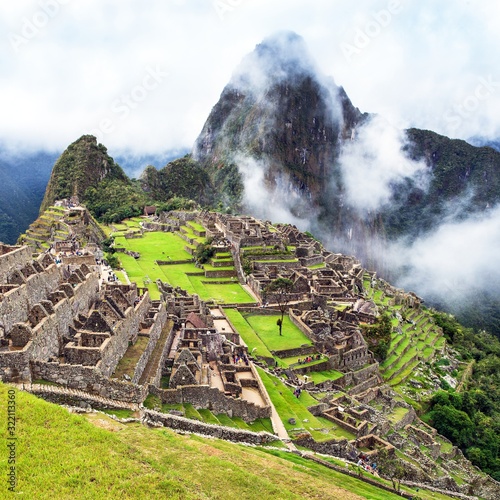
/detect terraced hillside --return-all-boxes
[110,217,254,303]
[17,205,105,250]
[363,274,462,402]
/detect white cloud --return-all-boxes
[235,154,314,228]
[0,0,499,154]
[392,205,500,306]
[338,116,428,213]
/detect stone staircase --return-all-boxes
[11,383,140,411]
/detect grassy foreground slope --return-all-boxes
[1,384,406,500]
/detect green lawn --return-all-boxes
[307,370,345,384]
[187,220,206,232]
[8,383,416,500]
[307,263,326,269]
[257,369,354,442]
[278,354,326,369]
[115,231,192,261]
[114,231,253,304]
[224,308,274,359]
[245,314,313,352]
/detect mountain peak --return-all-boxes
[230,31,320,93]
[40,134,127,212]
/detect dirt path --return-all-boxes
[456,360,475,392]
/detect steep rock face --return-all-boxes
[193,32,367,213]
[40,135,127,212]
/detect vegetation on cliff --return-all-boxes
[424,312,500,480]
[140,155,215,207]
[40,135,128,212]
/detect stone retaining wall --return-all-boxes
[254,260,300,271]
[289,309,317,343]
[149,322,176,388]
[204,269,237,278]
[143,409,275,444]
[23,384,138,410]
[149,384,271,422]
[272,345,317,358]
[32,361,148,403]
[156,259,193,265]
[294,435,358,460]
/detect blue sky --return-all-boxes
[1,0,499,154]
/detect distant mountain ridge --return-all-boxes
[0,149,56,244]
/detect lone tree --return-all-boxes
[265,277,294,336]
[377,449,406,492]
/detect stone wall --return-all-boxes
[23,384,138,410]
[272,346,317,358]
[349,363,380,386]
[0,245,32,282]
[348,376,380,396]
[143,409,275,444]
[289,309,317,343]
[294,435,358,460]
[0,349,31,381]
[406,425,436,445]
[393,405,417,430]
[321,411,360,436]
[0,271,100,382]
[132,303,168,384]
[0,263,61,333]
[98,293,152,377]
[61,255,97,266]
[32,361,148,403]
[254,260,300,271]
[149,384,271,422]
[292,359,332,375]
[149,321,176,388]
[204,269,237,278]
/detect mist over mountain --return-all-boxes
[193,32,500,334]
[0,149,56,244]
[5,31,500,334]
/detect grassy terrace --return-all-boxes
[308,262,326,269]
[7,383,423,500]
[113,230,253,303]
[307,370,345,384]
[257,368,355,442]
[155,401,275,434]
[224,308,274,358]
[364,275,446,389]
[180,224,206,244]
[186,220,205,233]
[112,335,150,379]
[245,314,312,352]
[114,231,191,261]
